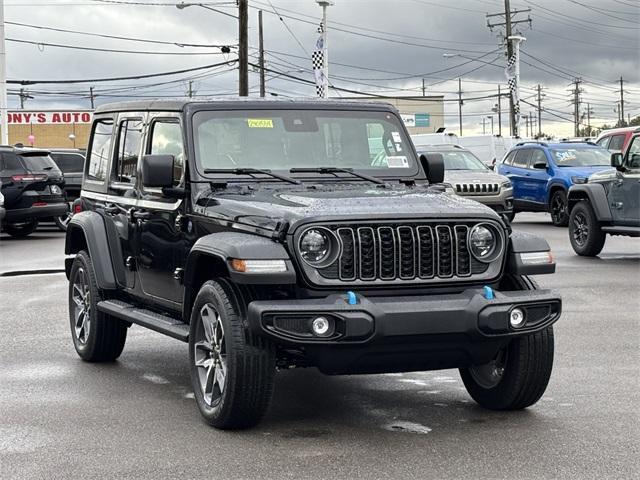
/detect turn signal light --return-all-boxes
[229,259,287,273]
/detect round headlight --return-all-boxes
[299,228,331,264]
[469,224,496,260]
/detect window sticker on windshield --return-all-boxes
[247,118,273,128]
[387,155,409,168]
[395,143,403,152]
[555,150,577,162]
[392,131,402,143]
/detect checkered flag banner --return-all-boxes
[312,27,327,97]
[505,53,520,130]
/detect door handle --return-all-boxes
[525,172,531,177]
[129,208,151,222]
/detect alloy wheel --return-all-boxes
[572,211,589,246]
[468,349,507,389]
[71,267,91,344]
[194,304,227,407]
[551,194,566,224]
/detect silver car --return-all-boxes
[417,145,514,217]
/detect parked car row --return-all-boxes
[0,146,85,237]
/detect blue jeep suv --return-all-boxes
[497,141,612,226]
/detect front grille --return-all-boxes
[455,182,500,195]
[311,222,498,284]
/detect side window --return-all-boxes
[113,119,143,185]
[608,134,625,153]
[86,119,114,182]
[1,152,24,173]
[530,149,548,168]
[626,136,640,169]
[502,151,516,165]
[596,136,610,149]
[148,120,184,186]
[512,149,531,168]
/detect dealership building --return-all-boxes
[5,110,93,149]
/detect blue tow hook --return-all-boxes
[483,286,494,300]
[346,291,358,305]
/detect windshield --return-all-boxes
[427,150,487,170]
[551,148,611,167]
[19,154,61,173]
[50,153,85,173]
[193,109,418,177]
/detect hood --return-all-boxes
[194,183,501,233]
[444,169,509,184]
[558,165,612,178]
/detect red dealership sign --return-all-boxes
[7,111,93,125]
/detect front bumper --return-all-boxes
[461,190,514,214]
[248,287,561,374]
[4,202,68,222]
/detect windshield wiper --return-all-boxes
[203,167,301,185]
[289,167,386,185]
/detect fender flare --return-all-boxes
[65,211,118,289]
[506,231,555,275]
[567,183,612,221]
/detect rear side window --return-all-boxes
[512,149,531,168]
[608,134,626,152]
[596,136,610,149]
[502,151,516,165]
[113,119,143,184]
[50,153,85,174]
[0,152,24,172]
[149,120,184,186]
[87,119,114,182]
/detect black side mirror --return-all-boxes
[141,154,174,189]
[611,152,624,170]
[419,153,445,184]
[533,160,547,169]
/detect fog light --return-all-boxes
[510,308,525,328]
[311,316,331,336]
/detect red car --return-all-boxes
[595,126,639,153]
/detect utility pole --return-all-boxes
[586,103,592,136]
[536,84,543,137]
[258,10,266,98]
[0,0,8,145]
[571,78,583,137]
[495,85,502,136]
[89,86,95,109]
[458,77,463,136]
[488,115,494,135]
[187,81,193,98]
[238,0,249,96]
[19,88,25,109]
[422,78,426,97]
[486,0,531,138]
[619,76,625,126]
[316,1,332,99]
[482,117,486,135]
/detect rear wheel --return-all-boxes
[189,279,276,429]
[68,250,127,361]
[4,220,38,238]
[568,201,606,256]
[459,274,555,410]
[550,190,569,226]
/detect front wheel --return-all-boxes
[550,190,569,227]
[460,327,554,410]
[568,201,606,256]
[189,279,276,429]
[4,220,38,238]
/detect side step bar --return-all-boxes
[97,299,189,342]
[601,225,640,236]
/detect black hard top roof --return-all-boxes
[0,145,51,155]
[93,97,398,114]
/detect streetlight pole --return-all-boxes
[316,1,333,99]
[0,0,8,145]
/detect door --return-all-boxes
[611,136,640,226]
[509,149,533,203]
[527,148,551,205]
[135,116,186,306]
[105,115,145,289]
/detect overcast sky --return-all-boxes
[4,0,639,136]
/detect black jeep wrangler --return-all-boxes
[65,99,561,429]
[567,133,640,256]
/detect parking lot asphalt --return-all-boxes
[1,213,639,480]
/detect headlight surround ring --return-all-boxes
[468,223,504,263]
[298,227,341,268]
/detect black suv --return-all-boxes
[0,146,67,237]
[65,99,561,429]
[49,149,86,230]
[567,133,640,255]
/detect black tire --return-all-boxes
[549,190,569,227]
[68,250,127,362]
[189,279,276,429]
[568,201,606,256]
[459,274,555,410]
[4,220,38,238]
